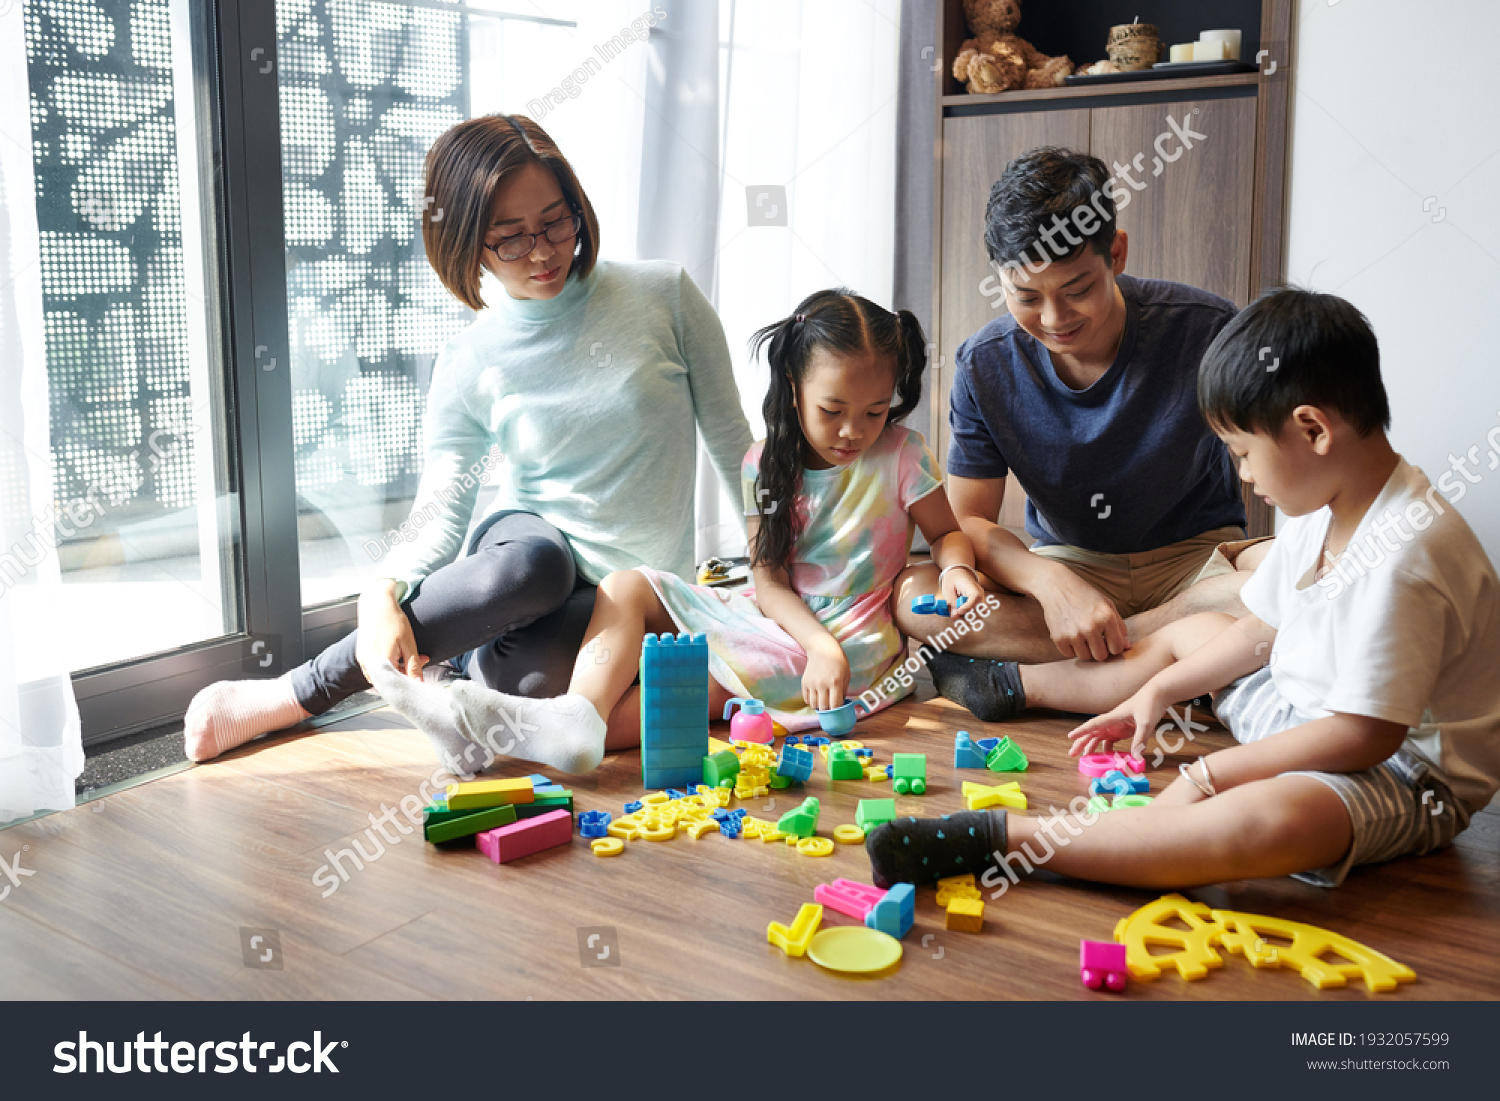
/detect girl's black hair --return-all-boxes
[747,288,926,576]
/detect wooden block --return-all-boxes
[477,809,572,864]
[512,793,573,819]
[423,802,518,843]
[945,896,985,933]
[446,778,536,810]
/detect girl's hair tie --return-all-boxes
[793,313,806,324]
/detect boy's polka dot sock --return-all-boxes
[865,809,1007,888]
[925,651,1026,723]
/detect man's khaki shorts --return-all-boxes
[1027,526,1270,619]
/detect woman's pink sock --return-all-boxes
[183,677,311,762]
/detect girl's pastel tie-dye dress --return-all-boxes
[636,424,941,731]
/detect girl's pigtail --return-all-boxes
[889,309,928,423]
[747,314,807,575]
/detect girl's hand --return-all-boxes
[1067,688,1166,759]
[801,638,851,713]
[356,583,428,686]
[940,564,986,617]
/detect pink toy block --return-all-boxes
[813,878,887,920]
[1080,939,1129,992]
[1078,751,1147,778]
[477,808,572,864]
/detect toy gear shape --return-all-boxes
[1111,894,1227,981]
[1210,910,1417,993]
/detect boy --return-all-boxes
[869,288,1500,891]
[905,147,1267,721]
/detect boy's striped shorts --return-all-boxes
[1212,665,1469,887]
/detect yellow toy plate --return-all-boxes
[807,926,903,974]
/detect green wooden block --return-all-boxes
[891,752,927,795]
[985,736,1028,772]
[423,802,517,843]
[702,749,741,788]
[855,797,896,833]
[827,746,864,781]
[513,793,573,820]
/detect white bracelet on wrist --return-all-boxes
[938,563,979,589]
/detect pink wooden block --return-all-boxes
[1078,751,1147,778]
[476,809,572,864]
[1079,939,1128,992]
[813,878,886,920]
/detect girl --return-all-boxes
[372,289,986,773]
[183,113,750,763]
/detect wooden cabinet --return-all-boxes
[930,1,1292,537]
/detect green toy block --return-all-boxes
[855,797,896,833]
[891,752,927,795]
[767,772,794,789]
[1112,794,1154,808]
[776,797,820,839]
[423,802,518,844]
[513,793,574,820]
[985,736,1028,772]
[702,749,741,788]
[1085,795,1112,815]
[827,746,865,781]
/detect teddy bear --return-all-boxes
[951,0,1073,94]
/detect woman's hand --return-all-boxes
[940,564,986,617]
[801,637,851,713]
[1067,686,1167,759]
[356,580,428,687]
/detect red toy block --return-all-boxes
[813,878,887,920]
[1080,938,1129,992]
[476,808,572,864]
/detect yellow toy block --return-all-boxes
[945,897,985,933]
[444,778,535,810]
[865,768,889,782]
[591,838,624,857]
[638,821,677,842]
[685,819,717,840]
[759,828,787,843]
[833,824,865,844]
[767,903,823,958]
[963,780,1027,810]
[936,873,982,905]
[708,736,734,755]
[1210,910,1417,992]
[606,820,640,841]
[642,791,671,805]
[1112,894,1228,982]
[797,837,834,856]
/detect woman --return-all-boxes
[185,114,751,768]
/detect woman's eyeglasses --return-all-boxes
[483,213,582,262]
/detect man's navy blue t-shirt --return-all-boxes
[947,275,1245,553]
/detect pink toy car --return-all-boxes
[1080,939,1129,992]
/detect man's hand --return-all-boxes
[801,638,852,713]
[1036,568,1128,661]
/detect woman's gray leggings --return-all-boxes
[287,510,596,715]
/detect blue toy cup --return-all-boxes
[815,697,868,736]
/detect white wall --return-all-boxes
[1286,0,1500,564]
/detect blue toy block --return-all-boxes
[578,810,612,838]
[854,748,873,759]
[665,788,688,800]
[526,773,552,788]
[911,594,949,617]
[1090,769,1150,797]
[976,737,999,754]
[533,784,567,798]
[884,764,893,779]
[641,632,710,790]
[806,736,830,747]
[776,743,814,783]
[954,731,987,769]
[623,800,643,815]
[711,808,733,822]
[784,735,800,745]
[865,883,916,940]
[730,808,747,820]
[719,818,741,838]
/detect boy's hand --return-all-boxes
[940,565,986,616]
[801,638,851,713]
[1037,569,1128,662]
[1067,689,1167,758]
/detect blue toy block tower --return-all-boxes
[641,632,710,790]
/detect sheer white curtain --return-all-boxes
[0,16,86,823]
[532,0,900,560]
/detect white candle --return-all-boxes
[1169,42,1195,63]
[1193,38,1231,61]
[1198,28,1242,60]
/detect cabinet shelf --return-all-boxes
[940,71,1263,113]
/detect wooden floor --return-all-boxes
[3,678,1497,1001]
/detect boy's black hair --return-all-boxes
[748,289,925,576]
[1198,286,1390,438]
[984,147,1116,272]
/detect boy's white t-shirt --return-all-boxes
[1240,456,1500,814]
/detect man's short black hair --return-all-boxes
[1198,287,1390,438]
[984,146,1116,271]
